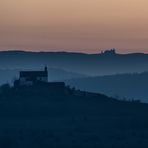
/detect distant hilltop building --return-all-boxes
[13,66,67,95]
[16,67,48,86]
[101,48,117,55]
[13,67,99,97]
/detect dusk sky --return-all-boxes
[0,0,148,53]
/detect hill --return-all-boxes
[0,50,148,76]
[0,84,148,147]
[65,72,148,103]
[0,68,86,85]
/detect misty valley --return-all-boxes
[1,50,148,102]
[0,50,148,147]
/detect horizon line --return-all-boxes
[0,49,148,55]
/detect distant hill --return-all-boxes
[0,84,148,147]
[47,68,86,81]
[0,68,86,85]
[65,72,148,103]
[0,50,148,75]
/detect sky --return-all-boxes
[0,0,148,53]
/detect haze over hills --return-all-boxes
[1,49,148,103]
[0,50,148,147]
[0,50,148,76]
[0,68,86,85]
[65,72,148,103]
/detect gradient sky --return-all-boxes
[0,0,148,53]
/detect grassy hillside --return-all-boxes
[0,84,148,147]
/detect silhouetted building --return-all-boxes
[19,67,48,86]
[13,67,68,95]
[101,48,116,55]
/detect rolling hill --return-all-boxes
[0,68,86,85]
[65,72,148,103]
[0,50,148,76]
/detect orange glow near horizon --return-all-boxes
[0,0,148,53]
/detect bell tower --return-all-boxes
[44,66,48,72]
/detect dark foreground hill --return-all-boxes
[0,84,148,147]
[65,72,148,103]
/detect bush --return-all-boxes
[0,83,11,93]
